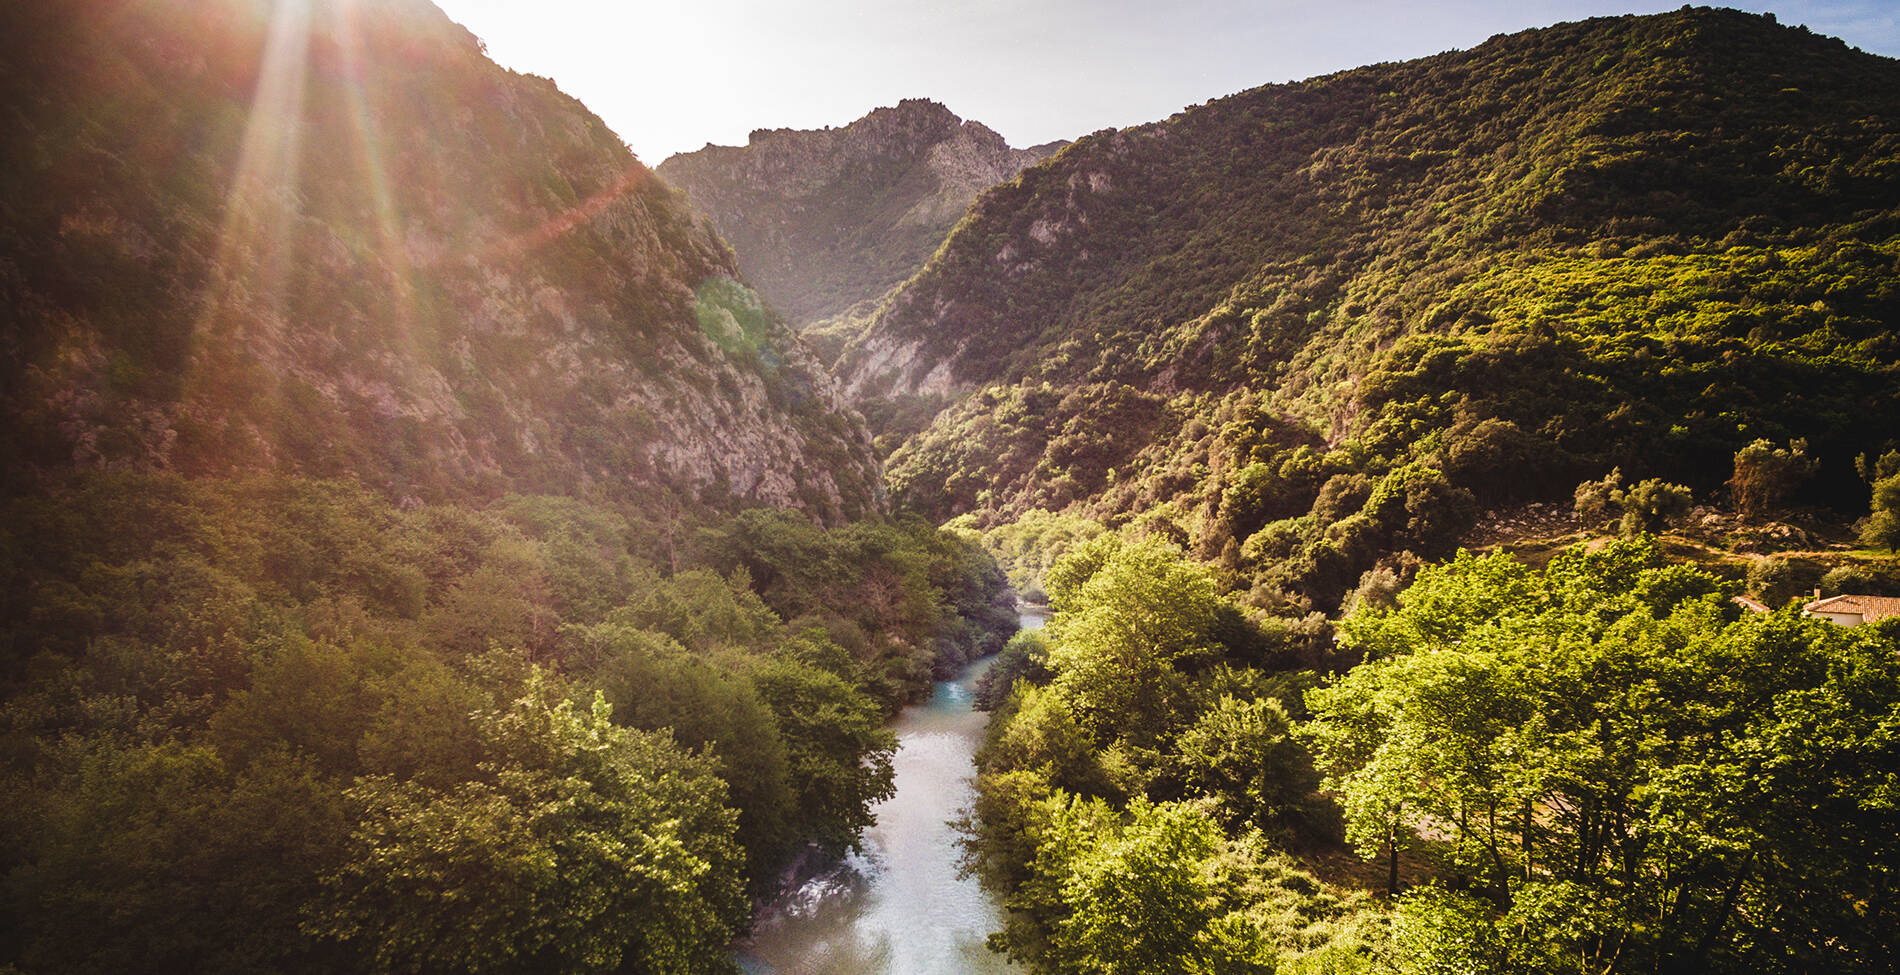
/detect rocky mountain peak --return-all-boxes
[657,100,1066,332]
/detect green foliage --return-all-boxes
[1304,537,1900,972]
[309,672,746,975]
[0,472,1011,971]
[577,624,794,886]
[698,509,1016,701]
[7,741,350,975]
[969,533,1360,972]
[1616,476,1694,535]
[1573,468,1695,535]
[751,657,897,857]
[1862,453,1900,551]
[1728,438,1818,521]
[861,8,1900,612]
[1818,563,1884,595]
[951,508,1107,602]
[887,381,1173,522]
[1747,556,1821,608]
[693,278,771,358]
[1045,799,1270,975]
[975,626,1055,711]
[1176,696,1324,840]
[1573,467,1624,529]
[1047,536,1220,746]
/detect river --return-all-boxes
[735,610,1045,975]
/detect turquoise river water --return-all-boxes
[735,611,1045,975]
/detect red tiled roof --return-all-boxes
[1803,594,1900,623]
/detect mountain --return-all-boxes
[0,0,879,520]
[657,99,1063,353]
[839,7,1900,608]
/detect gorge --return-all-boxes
[2,1,1898,974]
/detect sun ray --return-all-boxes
[202,0,314,324]
[328,0,420,347]
[179,0,314,468]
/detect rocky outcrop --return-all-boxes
[657,99,1064,331]
[0,0,879,520]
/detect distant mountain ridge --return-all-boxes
[658,99,1064,340]
[0,0,880,520]
[844,9,1898,405]
[833,7,1900,608]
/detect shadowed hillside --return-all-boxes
[0,0,879,520]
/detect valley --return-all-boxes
[1,2,1898,974]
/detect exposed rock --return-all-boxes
[657,99,1064,333]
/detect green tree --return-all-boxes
[1305,540,1900,972]
[1746,556,1820,608]
[1727,438,1817,521]
[1175,695,1321,839]
[749,657,896,857]
[1043,798,1273,975]
[1574,471,1693,535]
[1573,467,1624,529]
[1046,536,1220,747]
[1616,477,1692,535]
[979,682,1114,798]
[1860,452,1900,551]
[8,741,350,975]
[579,624,795,889]
[308,671,746,975]
[975,626,1054,711]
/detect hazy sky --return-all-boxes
[430,0,1900,165]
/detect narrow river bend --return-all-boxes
[736,611,1045,975]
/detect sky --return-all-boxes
[430,0,1900,165]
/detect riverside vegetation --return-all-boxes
[842,7,1900,975]
[0,475,1015,973]
[0,1,1017,972]
[964,530,1899,973]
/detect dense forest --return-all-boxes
[965,530,1899,973]
[0,473,1014,972]
[0,1,1014,972]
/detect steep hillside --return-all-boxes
[0,4,1023,971]
[658,99,1062,346]
[842,8,1900,608]
[0,0,879,520]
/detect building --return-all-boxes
[1801,593,1900,627]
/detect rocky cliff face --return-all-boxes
[657,99,1063,334]
[0,0,879,520]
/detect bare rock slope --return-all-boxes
[658,99,1063,333]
